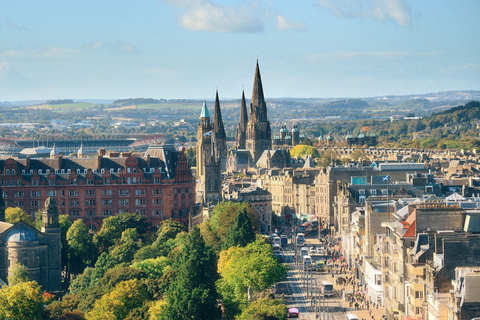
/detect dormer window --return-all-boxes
[38,169,42,174]
[6,169,9,175]
[11,169,15,175]
[77,169,80,174]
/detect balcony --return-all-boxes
[408,264,425,277]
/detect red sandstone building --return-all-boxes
[0,144,195,230]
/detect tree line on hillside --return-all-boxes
[0,202,287,320]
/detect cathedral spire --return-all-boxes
[251,59,266,122]
[236,89,248,149]
[213,90,226,139]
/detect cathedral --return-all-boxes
[196,60,291,200]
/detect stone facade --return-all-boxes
[0,197,61,292]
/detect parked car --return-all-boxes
[309,246,315,253]
[316,247,322,253]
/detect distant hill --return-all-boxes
[322,99,369,109]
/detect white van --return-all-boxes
[346,314,360,320]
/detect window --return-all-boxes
[152,198,162,205]
[359,189,365,195]
[359,196,366,204]
[375,275,382,286]
[370,189,377,195]
[415,290,423,299]
[152,189,162,195]
[382,189,388,195]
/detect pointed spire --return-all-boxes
[200,100,210,119]
[213,90,226,139]
[236,89,248,149]
[251,59,266,121]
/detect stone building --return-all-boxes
[448,267,480,320]
[228,185,272,234]
[272,124,305,146]
[196,100,223,204]
[0,144,195,230]
[0,197,61,292]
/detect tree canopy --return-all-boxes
[289,145,320,159]
[5,207,34,226]
[223,208,256,250]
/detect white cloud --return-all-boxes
[316,0,412,27]
[276,15,306,32]
[6,19,29,32]
[2,47,79,58]
[82,41,140,55]
[163,0,265,33]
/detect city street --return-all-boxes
[276,235,387,320]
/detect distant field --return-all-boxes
[104,105,137,112]
[135,102,238,110]
[26,102,97,111]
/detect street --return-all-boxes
[276,235,386,320]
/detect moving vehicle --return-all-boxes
[346,314,360,320]
[300,247,308,258]
[280,235,288,247]
[316,260,326,272]
[309,246,315,253]
[273,244,281,252]
[303,255,313,271]
[273,236,281,246]
[288,308,299,318]
[296,233,305,246]
[321,281,334,297]
[274,251,284,263]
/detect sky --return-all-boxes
[0,0,479,101]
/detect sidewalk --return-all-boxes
[324,267,386,320]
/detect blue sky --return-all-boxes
[0,0,479,101]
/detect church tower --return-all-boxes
[235,89,248,149]
[41,197,62,291]
[213,90,227,172]
[245,60,271,164]
[196,101,222,204]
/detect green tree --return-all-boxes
[156,219,186,243]
[237,297,287,320]
[223,208,256,250]
[5,207,35,226]
[201,201,259,251]
[161,227,221,320]
[109,228,143,264]
[7,264,30,286]
[94,213,150,253]
[217,238,287,318]
[0,281,45,320]
[67,220,96,275]
[130,256,171,279]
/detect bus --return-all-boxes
[303,255,312,271]
[296,233,305,246]
[273,236,281,246]
[273,244,281,252]
[321,281,334,297]
[316,260,326,272]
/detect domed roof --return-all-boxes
[327,135,334,140]
[358,133,365,138]
[346,134,353,139]
[369,133,377,137]
[292,128,299,133]
[280,128,288,133]
[6,224,38,242]
[285,135,292,139]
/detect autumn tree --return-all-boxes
[289,144,320,159]
[5,207,34,226]
[86,279,148,320]
[0,281,45,320]
[236,297,287,320]
[217,238,287,318]
[7,264,30,286]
